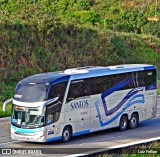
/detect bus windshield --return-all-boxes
[14,83,48,102]
[12,104,45,128]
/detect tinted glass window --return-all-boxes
[48,82,67,101]
[12,105,45,128]
[91,76,111,94]
[67,72,138,102]
[14,83,48,102]
[137,70,156,87]
[113,73,136,90]
[91,73,136,93]
[67,80,91,102]
[46,82,67,124]
[46,101,62,124]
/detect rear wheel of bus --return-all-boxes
[129,113,139,129]
[119,115,128,131]
[61,126,72,142]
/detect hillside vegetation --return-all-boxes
[0,0,160,102]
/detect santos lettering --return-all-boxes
[71,100,89,110]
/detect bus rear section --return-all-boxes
[64,67,157,134]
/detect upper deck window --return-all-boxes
[14,83,49,102]
[48,82,67,101]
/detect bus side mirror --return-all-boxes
[44,97,59,106]
[3,98,13,111]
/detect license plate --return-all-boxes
[22,137,28,140]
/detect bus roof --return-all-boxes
[20,64,156,84]
[20,72,70,85]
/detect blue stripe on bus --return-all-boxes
[144,66,156,70]
[73,130,90,136]
[102,89,139,116]
[46,136,62,142]
[100,69,156,119]
[145,82,157,90]
[101,75,134,99]
[101,73,139,116]
[11,125,42,133]
[96,94,145,127]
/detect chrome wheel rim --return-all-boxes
[63,130,70,141]
[121,119,127,129]
[130,117,137,127]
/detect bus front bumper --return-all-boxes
[11,129,46,143]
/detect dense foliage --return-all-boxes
[0,0,160,102]
[0,0,159,35]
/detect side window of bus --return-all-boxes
[145,70,156,86]
[137,70,156,87]
[111,73,136,90]
[48,82,67,102]
[46,102,62,125]
[121,73,136,90]
[82,79,93,96]
[137,71,145,87]
[67,80,93,102]
[91,76,110,94]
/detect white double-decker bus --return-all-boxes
[3,64,157,143]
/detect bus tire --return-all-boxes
[61,126,71,143]
[119,115,128,131]
[129,113,138,129]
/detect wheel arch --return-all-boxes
[62,124,73,136]
[121,113,129,120]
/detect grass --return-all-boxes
[92,141,160,157]
[0,102,12,118]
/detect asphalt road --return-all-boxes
[0,97,160,156]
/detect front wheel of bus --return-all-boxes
[119,116,128,131]
[62,126,71,143]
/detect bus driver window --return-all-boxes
[48,82,67,102]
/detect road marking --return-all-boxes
[0,141,19,146]
[108,136,160,149]
[79,136,122,145]
[92,136,121,143]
